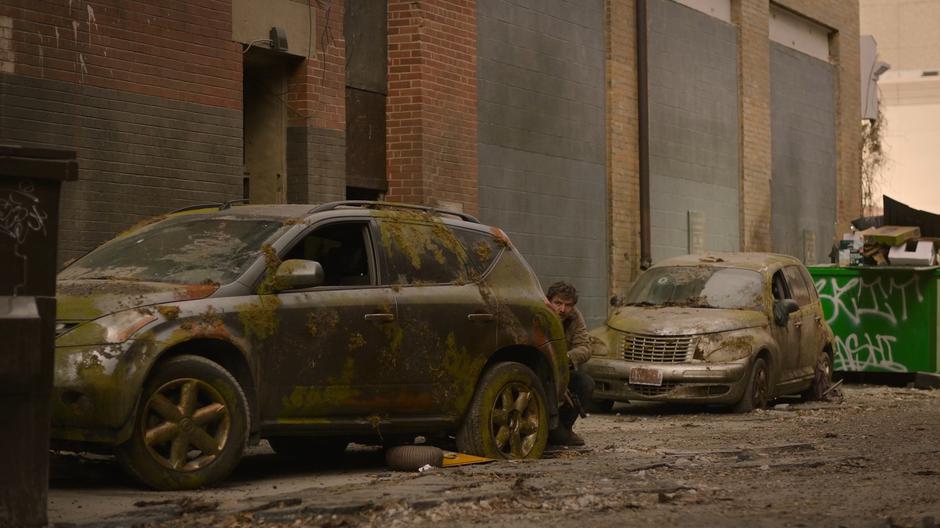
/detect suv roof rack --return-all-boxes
[311,200,480,224]
[170,199,248,214]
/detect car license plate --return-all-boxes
[629,367,663,387]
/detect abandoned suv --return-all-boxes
[53,201,568,490]
[584,253,834,412]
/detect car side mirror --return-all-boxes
[773,299,800,326]
[273,259,324,291]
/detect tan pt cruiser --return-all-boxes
[583,253,835,412]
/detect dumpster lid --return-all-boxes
[0,145,78,182]
[808,264,940,272]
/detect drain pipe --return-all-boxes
[637,0,651,270]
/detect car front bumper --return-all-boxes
[51,341,151,445]
[583,356,752,404]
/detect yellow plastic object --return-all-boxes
[440,451,494,467]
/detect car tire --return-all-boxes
[455,361,548,460]
[586,398,616,414]
[733,357,770,413]
[115,355,249,490]
[267,437,349,460]
[385,445,445,471]
[801,352,833,401]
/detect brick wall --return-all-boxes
[386,0,478,214]
[0,0,242,109]
[286,0,347,203]
[733,0,773,252]
[607,0,642,296]
[0,0,244,263]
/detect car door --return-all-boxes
[372,218,497,418]
[786,264,823,380]
[257,220,399,422]
[769,269,802,385]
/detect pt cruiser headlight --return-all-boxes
[588,327,615,357]
[692,330,755,362]
[57,309,158,347]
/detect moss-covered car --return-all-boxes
[584,253,834,412]
[53,201,568,490]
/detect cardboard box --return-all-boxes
[888,240,937,266]
[865,226,921,246]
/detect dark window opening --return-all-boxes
[346,186,384,201]
[345,1,388,193]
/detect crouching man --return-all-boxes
[545,281,603,446]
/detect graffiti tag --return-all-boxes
[833,333,906,372]
[0,183,48,245]
[815,275,925,327]
[814,275,929,373]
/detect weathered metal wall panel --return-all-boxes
[648,0,741,262]
[477,0,607,326]
[770,42,837,263]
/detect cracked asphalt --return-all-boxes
[49,385,940,527]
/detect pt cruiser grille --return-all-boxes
[621,333,696,363]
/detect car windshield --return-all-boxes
[59,215,287,285]
[624,266,764,311]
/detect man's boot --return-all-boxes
[549,408,585,446]
[549,425,585,446]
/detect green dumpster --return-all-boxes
[808,265,939,373]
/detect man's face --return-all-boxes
[549,295,576,318]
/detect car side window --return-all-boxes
[452,227,503,279]
[783,266,812,306]
[376,220,470,285]
[771,270,791,301]
[798,266,819,302]
[283,223,372,287]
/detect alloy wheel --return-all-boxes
[489,381,541,458]
[141,378,231,471]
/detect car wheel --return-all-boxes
[586,398,615,414]
[801,352,833,401]
[115,355,249,490]
[733,357,770,413]
[455,361,548,460]
[267,437,349,460]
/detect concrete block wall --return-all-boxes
[647,0,740,262]
[477,0,608,326]
[770,43,836,262]
[0,1,244,264]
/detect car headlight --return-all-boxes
[693,330,755,362]
[588,327,614,357]
[57,309,157,347]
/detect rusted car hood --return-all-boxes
[56,280,218,321]
[606,306,767,336]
